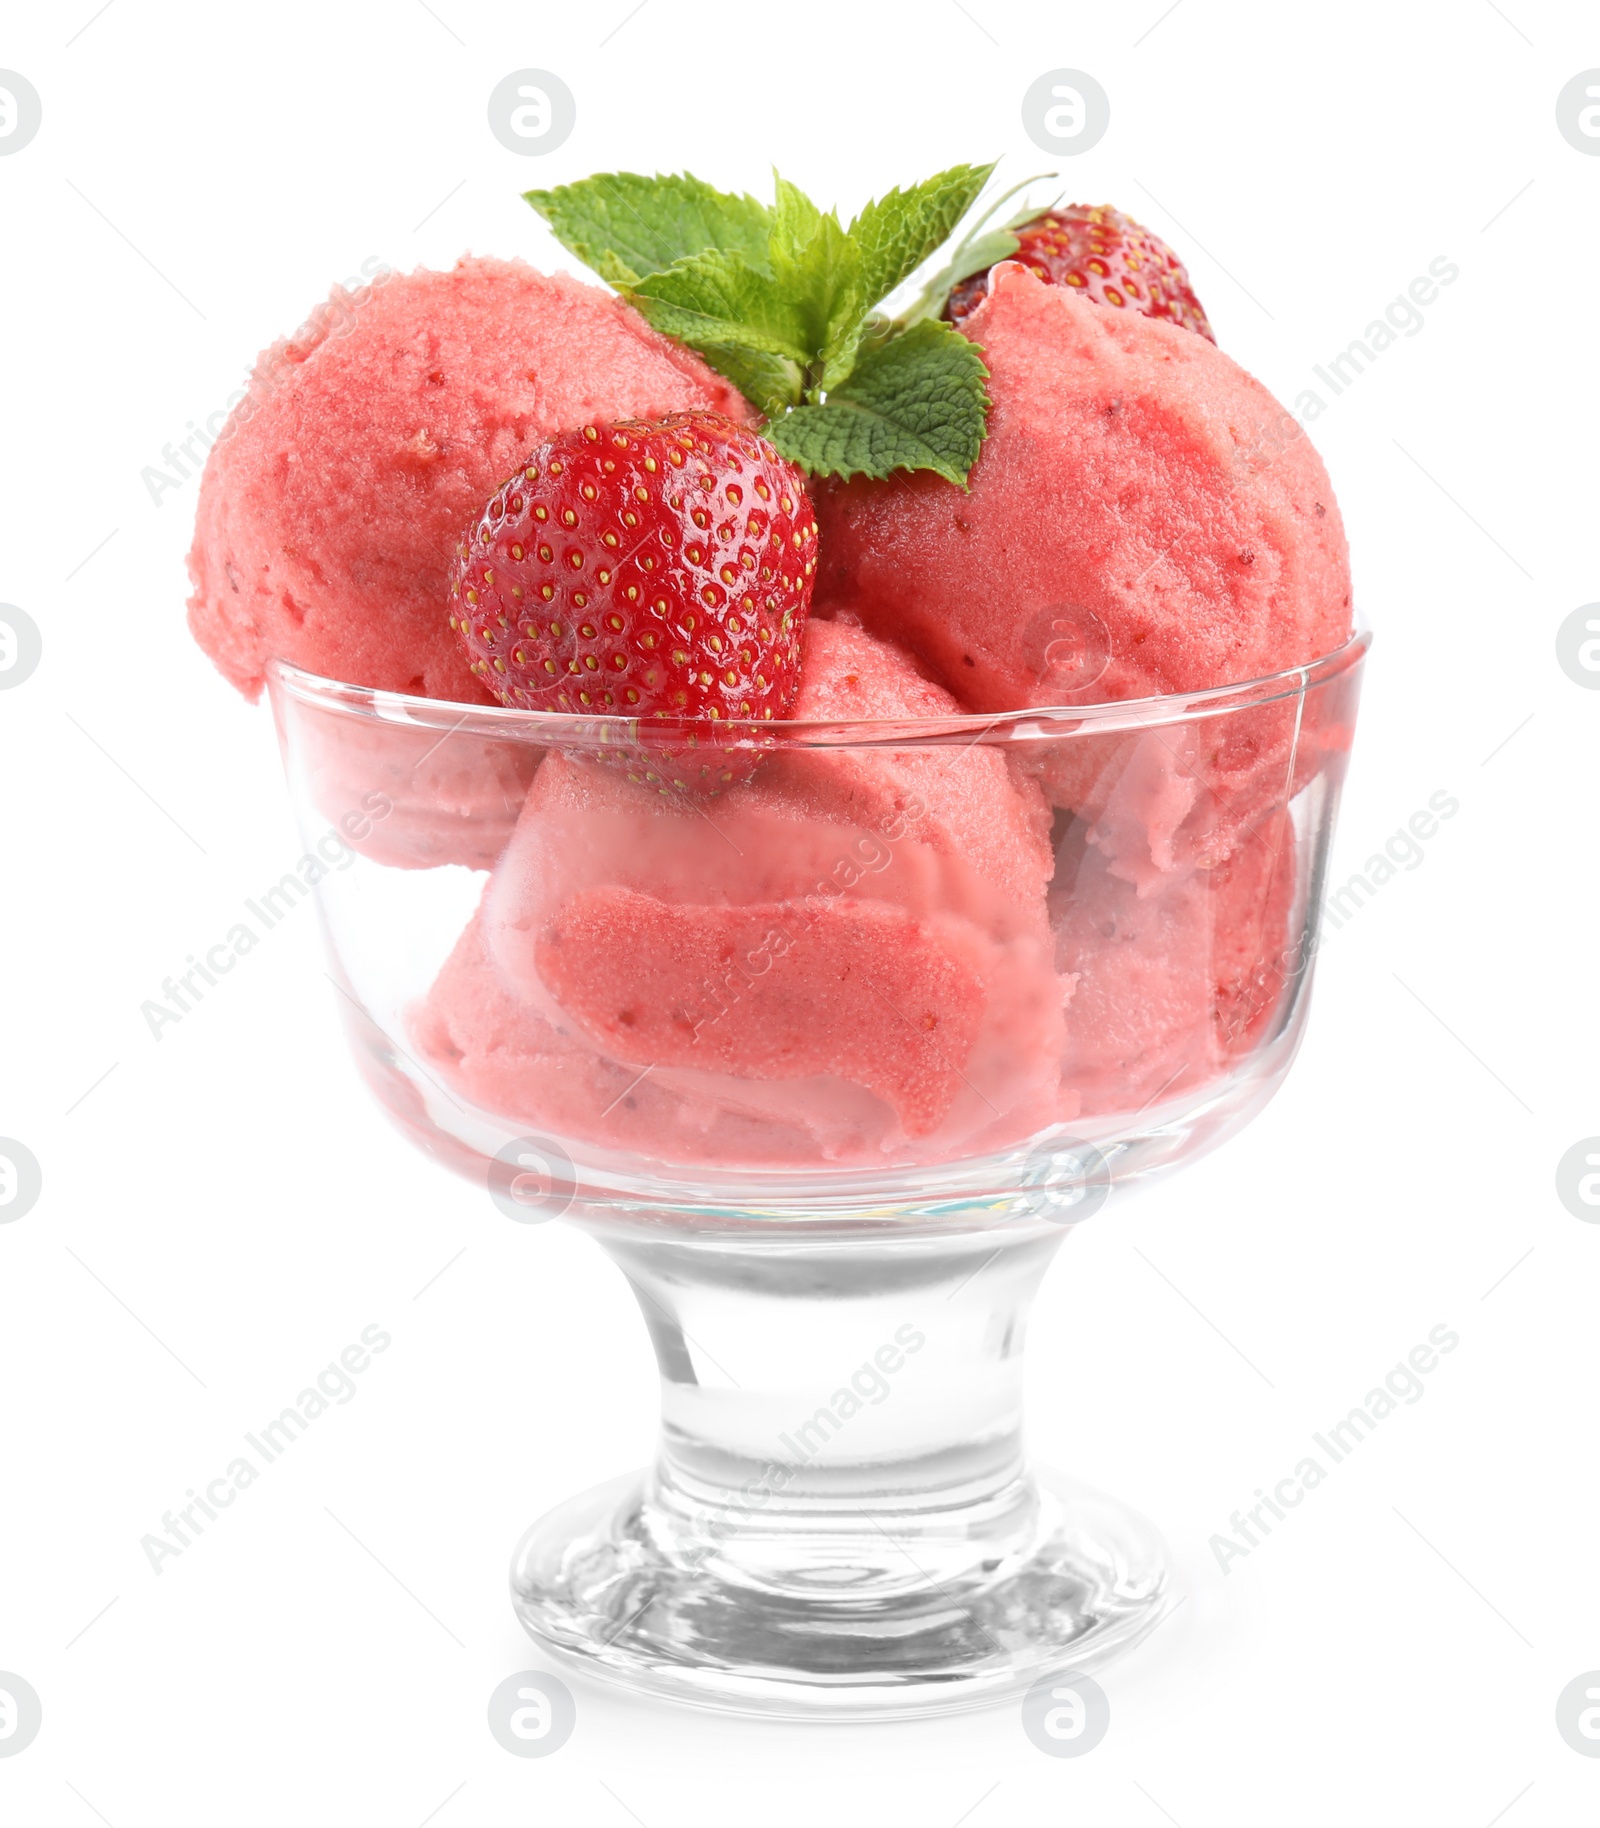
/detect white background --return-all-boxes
[2,0,1597,1821]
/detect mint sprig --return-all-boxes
[522,172,773,286]
[766,321,989,486]
[849,165,1005,309]
[524,163,1000,486]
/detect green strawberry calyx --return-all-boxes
[523,163,1047,488]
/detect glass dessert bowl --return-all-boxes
[268,622,1367,1719]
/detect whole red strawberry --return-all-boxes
[449,413,817,792]
[945,204,1215,342]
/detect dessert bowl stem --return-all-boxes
[510,1216,1172,1717]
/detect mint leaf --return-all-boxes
[626,250,812,364]
[524,172,772,286]
[761,177,862,385]
[798,218,861,355]
[768,175,824,270]
[692,343,804,420]
[765,320,989,487]
[848,162,995,308]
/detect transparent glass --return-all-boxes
[268,627,1367,1717]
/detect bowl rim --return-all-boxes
[266,620,1370,751]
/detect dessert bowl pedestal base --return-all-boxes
[512,1465,1171,1719]
[509,1219,1173,1718]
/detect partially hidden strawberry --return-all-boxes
[945,203,1215,343]
[449,413,817,792]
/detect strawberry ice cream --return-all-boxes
[292,708,540,872]
[196,175,1371,1712]
[814,265,1351,883]
[226,173,1381,1703]
[411,903,809,1161]
[192,170,1359,1174]
[414,620,1067,1163]
[815,264,1350,710]
[1053,807,1297,1116]
[409,616,1304,1157]
[187,258,746,705]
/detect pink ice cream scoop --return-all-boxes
[411,616,1308,1163]
[814,263,1351,710]
[1052,806,1297,1118]
[286,707,541,873]
[411,900,825,1163]
[187,257,747,706]
[812,264,1353,881]
[415,619,1067,1164]
[202,256,747,868]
